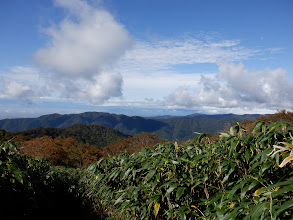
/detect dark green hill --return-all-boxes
[0,112,166,135]
[15,124,128,148]
[155,115,255,140]
[0,112,260,141]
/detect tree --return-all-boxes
[103,133,166,157]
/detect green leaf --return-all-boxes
[276,200,293,215]
[221,207,242,220]
[123,168,132,179]
[142,162,153,170]
[271,184,293,197]
[114,194,125,205]
[249,202,270,219]
[13,169,24,184]
[162,158,169,162]
[260,161,272,174]
[145,169,156,182]
[245,149,251,162]
[229,140,239,157]
[167,209,174,220]
[177,209,186,220]
[176,187,186,200]
[166,184,178,197]
[171,160,180,164]
[220,132,230,139]
[253,121,265,133]
[108,169,120,181]
[180,158,190,163]
[222,166,235,184]
[230,127,235,136]
[240,185,250,199]
[227,184,241,199]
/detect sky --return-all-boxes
[0,0,293,118]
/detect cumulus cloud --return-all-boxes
[0,66,40,100]
[35,70,123,104]
[33,0,131,103]
[164,61,293,111]
[0,80,35,99]
[35,0,131,78]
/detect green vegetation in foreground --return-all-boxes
[1,121,293,219]
[0,141,98,219]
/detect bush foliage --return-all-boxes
[80,121,293,219]
[0,140,98,219]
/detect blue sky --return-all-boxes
[0,0,292,118]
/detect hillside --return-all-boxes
[155,115,255,140]
[0,112,260,141]
[15,124,128,148]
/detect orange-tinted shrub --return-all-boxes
[103,133,166,157]
[20,136,105,167]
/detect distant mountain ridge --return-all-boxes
[186,113,261,120]
[0,112,261,141]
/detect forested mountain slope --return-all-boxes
[0,112,260,141]
[15,124,128,148]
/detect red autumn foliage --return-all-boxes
[103,132,167,157]
[19,136,106,168]
[256,109,293,123]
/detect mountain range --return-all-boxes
[0,112,261,141]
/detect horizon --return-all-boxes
[0,109,266,120]
[1,0,293,118]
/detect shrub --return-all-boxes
[80,121,293,219]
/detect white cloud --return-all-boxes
[116,36,262,106]
[0,81,35,99]
[122,71,214,101]
[1,66,40,82]
[32,0,131,103]
[35,0,131,79]
[118,37,260,74]
[0,66,40,99]
[86,71,123,103]
[0,1,130,104]
[164,61,293,112]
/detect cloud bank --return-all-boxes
[164,61,293,112]
[119,38,260,73]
